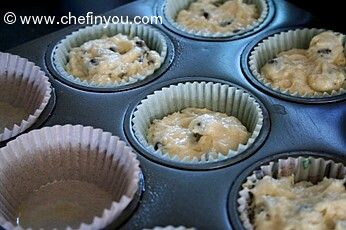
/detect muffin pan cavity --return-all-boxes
[125,78,270,170]
[242,28,346,103]
[0,52,53,143]
[228,151,346,230]
[0,125,144,230]
[156,0,275,41]
[46,23,175,92]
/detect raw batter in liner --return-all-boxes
[148,108,249,159]
[66,34,161,84]
[249,175,346,230]
[175,0,259,34]
[261,32,346,95]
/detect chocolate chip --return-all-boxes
[219,20,233,27]
[90,58,98,65]
[147,56,155,65]
[317,48,332,55]
[118,72,127,78]
[248,191,254,200]
[154,142,161,150]
[248,191,255,224]
[265,213,271,220]
[268,58,278,64]
[202,11,210,19]
[212,0,223,7]
[193,133,202,142]
[196,122,201,126]
[298,204,311,211]
[135,40,145,47]
[232,29,241,33]
[109,46,117,52]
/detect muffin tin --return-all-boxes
[2,0,346,229]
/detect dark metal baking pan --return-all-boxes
[3,0,345,229]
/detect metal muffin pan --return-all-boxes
[3,0,346,229]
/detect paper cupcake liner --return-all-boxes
[52,23,168,88]
[143,226,196,230]
[163,0,269,38]
[237,156,346,230]
[249,28,346,98]
[0,125,141,230]
[132,81,264,164]
[0,52,52,142]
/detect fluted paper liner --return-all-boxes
[52,23,168,88]
[237,156,346,230]
[249,28,346,98]
[164,0,269,38]
[0,125,141,230]
[143,226,196,230]
[0,52,51,142]
[132,81,264,164]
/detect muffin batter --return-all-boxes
[148,108,249,159]
[261,32,346,95]
[175,0,259,34]
[17,180,113,229]
[250,176,346,230]
[66,34,161,84]
[0,101,27,131]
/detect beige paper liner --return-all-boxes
[0,52,51,142]
[52,23,168,88]
[249,28,346,98]
[164,0,269,38]
[132,81,264,164]
[0,125,141,230]
[143,226,196,230]
[237,156,346,230]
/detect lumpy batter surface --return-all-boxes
[18,180,113,229]
[250,176,346,230]
[0,101,27,131]
[148,108,249,159]
[175,0,259,34]
[66,34,161,84]
[261,32,346,95]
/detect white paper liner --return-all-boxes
[237,156,346,230]
[132,81,264,164]
[0,52,52,142]
[164,0,269,38]
[249,28,346,98]
[52,23,168,88]
[0,125,141,230]
[143,226,196,230]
